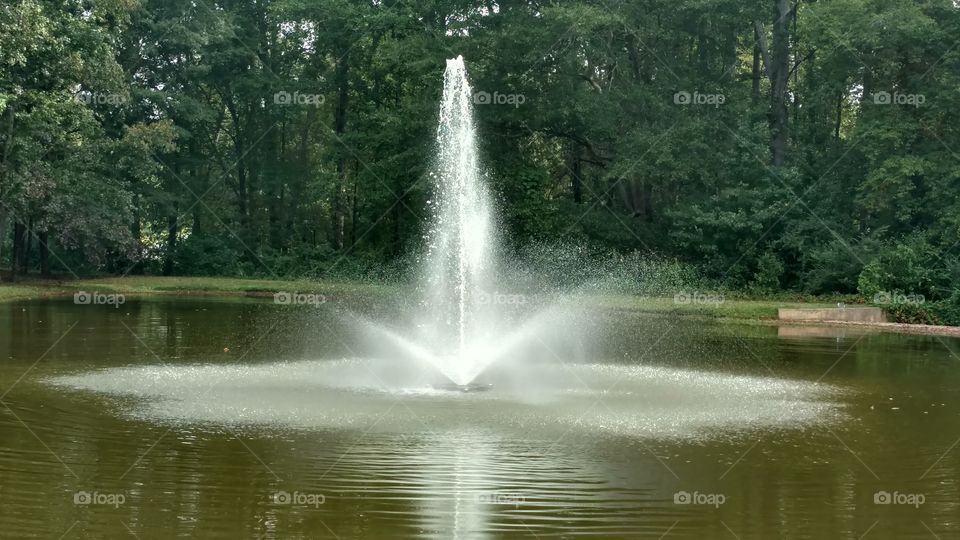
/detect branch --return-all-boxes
[753,20,773,84]
[788,49,816,79]
[548,129,612,164]
[578,74,604,93]
[1,104,15,165]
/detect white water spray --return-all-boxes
[421,56,498,385]
[352,56,573,387]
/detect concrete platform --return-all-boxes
[778,307,887,323]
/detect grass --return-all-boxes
[579,294,837,320]
[0,275,398,303]
[0,275,846,321]
[0,283,70,302]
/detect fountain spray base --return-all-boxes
[430,382,493,393]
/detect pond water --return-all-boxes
[1,297,958,539]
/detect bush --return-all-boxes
[857,235,944,299]
[931,291,960,326]
[885,303,941,325]
[175,234,242,276]
[749,252,784,293]
[801,240,871,294]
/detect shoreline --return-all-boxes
[2,276,959,338]
[760,318,960,338]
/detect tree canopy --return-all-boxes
[2,0,959,310]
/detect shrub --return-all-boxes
[931,291,960,326]
[885,303,941,325]
[175,234,242,276]
[857,235,944,299]
[750,252,784,293]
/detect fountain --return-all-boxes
[47,57,845,442]
[421,56,498,388]
[358,56,533,389]
[29,56,857,540]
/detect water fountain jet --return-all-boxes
[413,55,508,387]
[348,58,606,390]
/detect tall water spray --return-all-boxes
[360,56,557,387]
[421,56,497,386]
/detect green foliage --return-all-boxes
[0,0,958,322]
[885,303,941,326]
[857,235,947,299]
[750,252,784,293]
[860,236,960,325]
[174,234,242,277]
[931,292,960,327]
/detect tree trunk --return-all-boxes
[192,209,201,236]
[163,214,177,276]
[227,104,250,231]
[331,56,350,251]
[769,0,792,166]
[131,199,144,275]
[267,124,285,249]
[0,209,6,280]
[835,90,843,140]
[392,199,401,255]
[39,231,50,277]
[351,159,359,247]
[642,181,653,222]
[754,1,792,166]
[19,220,31,274]
[570,142,584,204]
[11,221,25,281]
[1,105,13,163]
[752,28,762,103]
[296,111,313,245]
[1,104,13,282]
[237,165,249,222]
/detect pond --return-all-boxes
[1,297,958,539]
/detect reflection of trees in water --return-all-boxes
[5,301,960,538]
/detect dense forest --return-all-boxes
[1,1,959,306]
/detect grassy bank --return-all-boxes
[584,294,836,320]
[0,276,397,303]
[0,275,844,321]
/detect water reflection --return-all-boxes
[2,298,960,539]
